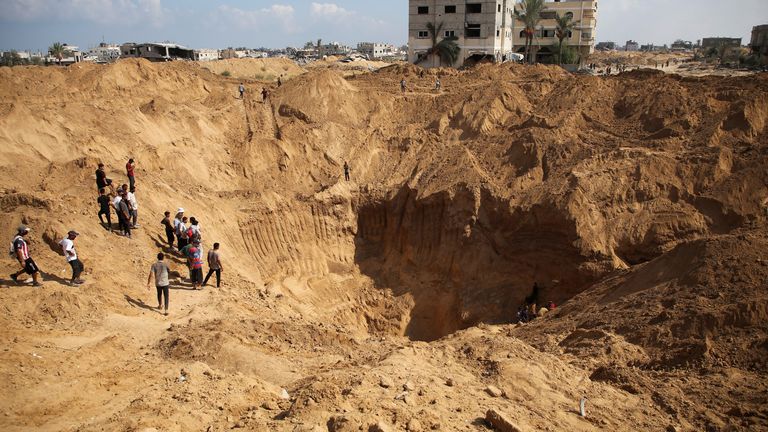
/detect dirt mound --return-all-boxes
[200,57,305,82]
[1,60,767,431]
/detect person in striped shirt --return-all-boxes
[9,225,41,286]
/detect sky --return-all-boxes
[0,0,766,52]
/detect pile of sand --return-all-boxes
[0,58,767,431]
[199,57,305,82]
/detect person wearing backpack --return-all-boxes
[9,225,42,286]
[188,217,202,243]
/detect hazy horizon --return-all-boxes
[0,0,766,52]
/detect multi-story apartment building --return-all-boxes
[408,0,597,68]
[625,40,639,52]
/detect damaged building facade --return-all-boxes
[120,43,195,62]
[408,0,597,68]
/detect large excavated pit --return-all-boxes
[238,184,604,342]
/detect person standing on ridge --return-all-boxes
[127,186,139,228]
[176,216,189,251]
[400,77,407,93]
[239,83,245,99]
[59,230,84,285]
[203,242,223,288]
[261,87,269,102]
[343,161,350,181]
[188,217,202,243]
[97,188,112,231]
[9,225,41,286]
[147,252,171,316]
[117,189,132,238]
[277,75,282,87]
[161,211,175,251]
[126,158,136,190]
[435,77,441,91]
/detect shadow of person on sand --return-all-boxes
[124,294,163,314]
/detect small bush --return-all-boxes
[221,70,231,77]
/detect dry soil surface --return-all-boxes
[0,59,767,432]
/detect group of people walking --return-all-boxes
[7,158,226,318]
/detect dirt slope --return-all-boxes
[0,59,767,431]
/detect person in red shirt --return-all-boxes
[126,158,136,190]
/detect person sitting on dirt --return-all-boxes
[239,83,245,99]
[147,252,171,316]
[516,305,529,323]
[161,211,175,251]
[9,225,42,287]
[548,301,556,310]
[97,188,112,231]
[95,163,113,192]
[59,230,84,285]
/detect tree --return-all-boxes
[48,42,68,65]
[554,12,579,64]
[419,21,460,67]
[514,0,546,64]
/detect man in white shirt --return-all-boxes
[59,230,84,285]
[127,186,139,228]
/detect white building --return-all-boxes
[357,42,397,59]
[625,40,640,52]
[194,49,219,62]
[88,43,121,63]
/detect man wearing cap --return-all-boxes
[9,225,41,286]
[59,231,84,285]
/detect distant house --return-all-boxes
[194,49,219,62]
[120,42,194,61]
[88,43,121,63]
[625,40,639,51]
[318,42,351,57]
[47,43,83,65]
[357,42,396,59]
[670,40,693,51]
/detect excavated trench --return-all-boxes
[238,185,608,342]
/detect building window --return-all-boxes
[496,29,500,37]
[417,6,428,14]
[466,3,481,13]
[498,4,502,13]
[519,30,526,38]
[445,5,456,13]
[418,31,429,38]
[466,23,481,38]
[445,30,456,38]
[540,11,557,20]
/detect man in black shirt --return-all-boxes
[97,188,112,231]
[95,163,113,192]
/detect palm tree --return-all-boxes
[420,21,460,67]
[48,42,67,65]
[554,13,579,64]
[514,0,546,64]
